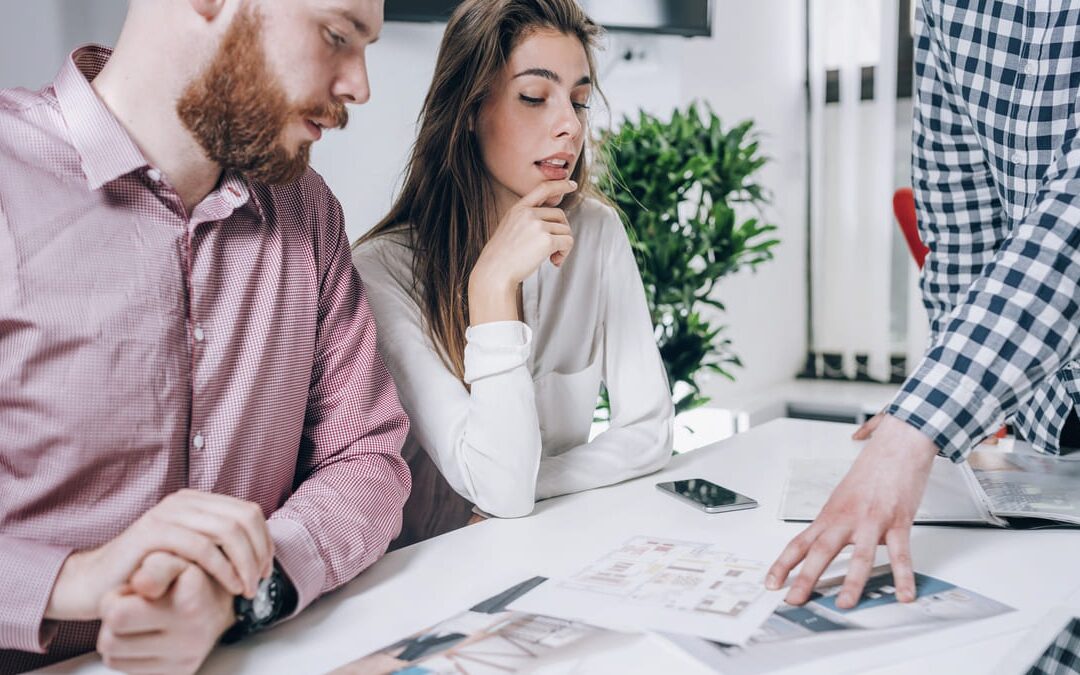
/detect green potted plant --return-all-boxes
[595,102,780,418]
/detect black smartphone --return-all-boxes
[656,478,758,513]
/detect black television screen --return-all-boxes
[385,0,713,37]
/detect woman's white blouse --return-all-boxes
[352,197,674,518]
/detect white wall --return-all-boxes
[0,1,67,91]
[679,1,809,402]
[0,0,127,91]
[310,20,444,235]
[1,1,809,403]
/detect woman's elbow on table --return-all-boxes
[639,422,675,475]
[472,485,536,519]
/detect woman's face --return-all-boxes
[476,29,592,215]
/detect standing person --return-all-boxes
[353,0,673,545]
[0,1,410,672]
[769,0,1079,622]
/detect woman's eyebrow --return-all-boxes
[512,68,591,86]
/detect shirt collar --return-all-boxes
[54,45,149,191]
[54,45,268,225]
[216,171,268,226]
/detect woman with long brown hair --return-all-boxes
[353,0,673,545]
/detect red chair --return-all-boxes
[892,187,1007,441]
[892,187,929,269]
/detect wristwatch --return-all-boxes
[221,565,296,644]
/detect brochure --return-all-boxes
[780,447,1080,527]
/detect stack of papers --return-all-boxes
[327,536,1018,674]
[664,564,1014,673]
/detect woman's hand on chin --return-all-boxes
[469,179,577,324]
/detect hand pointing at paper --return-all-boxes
[766,414,939,609]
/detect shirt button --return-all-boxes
[194,325,205,342]
[1023,60,1037,75]
[147,168,162,183]
[1011,150,1024,164]
[193,433,205,450]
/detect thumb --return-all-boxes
[129,551,190,600]
[852,412,885,440]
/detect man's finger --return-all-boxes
[97,625,166,660]
[835,531,880,608]
[138,523,244,596]
[100,589,169,635]
[170,491,273,579]
[884,527,917,602]
[129,552,189,600]
[158,506,264,596]
[785,528,851,605]
[766,526,819,590]
[852,412,884,440]
[98,654,161,674]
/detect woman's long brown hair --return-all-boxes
[355,0,604,382]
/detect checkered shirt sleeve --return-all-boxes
[886,0,1080,460]
[1027,618,1080,675]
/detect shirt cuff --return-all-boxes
[463,321,532,383]
[471,505,493,519]
[266,517,326,619]
[0,539,73,653]
[886,357,1006,462]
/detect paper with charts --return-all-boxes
[664,564,1015,674]
[507,536,784,645]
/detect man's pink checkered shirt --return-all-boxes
[0,46,411,672]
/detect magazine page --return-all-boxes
[327,577,652,675]
[663,565,1015,674]
[780,457,1000,525]
[968,449,1080,525]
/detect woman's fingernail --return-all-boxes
[765,575,777,589]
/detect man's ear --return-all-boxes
[188,0,228,21]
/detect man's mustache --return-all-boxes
[300,100,349,131]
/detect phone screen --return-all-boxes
[667,479,749,507]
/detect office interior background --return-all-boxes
[0,0,921,451]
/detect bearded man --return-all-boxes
[0,1,410,672]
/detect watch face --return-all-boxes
[252,579,275,621]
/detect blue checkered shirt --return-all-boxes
[887,0,1080,460]
[1028,618,1080,674]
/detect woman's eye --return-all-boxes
[519,94,544,105]
[572,101,591,111]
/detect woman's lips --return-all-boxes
[535,159,571,180]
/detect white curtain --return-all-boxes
[809,0,900,381]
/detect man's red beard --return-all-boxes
[177,5,348,186]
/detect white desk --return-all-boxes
[43,419,1080,674]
